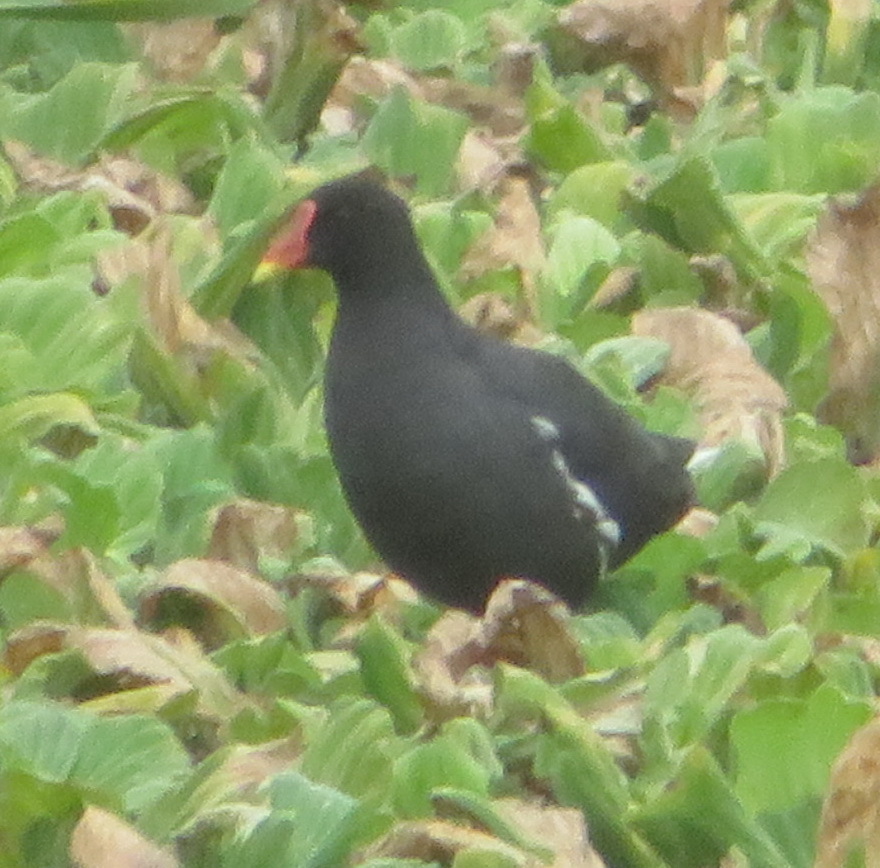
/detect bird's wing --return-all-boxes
[460,328,695,557]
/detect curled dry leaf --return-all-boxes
[138,221,252,364]
[589,266,641,311]
[207,498,303,574]
[71,806,178,868]
[481,579,584,682]
[459,292,543,344]
[365,818,527,864]
[815,715,880,868]
[554,0,730,115]
[0,524,53,575]
[290,569,418,624]
[324,57,422,135]
[5,621,243,722]
[459,175,546,311]
[633,307,788,475]
[4,143,195,233]
[4,622,67,676]
[495,799,606,868]
[421,77,525,138]
[6,546,135,629]
[676,506,720,538]
[139,558,287,648]
[123,20,222,82]
[327,46,529,141]
[220,739,304,796]
[414,609,493,720]
[415,579,583,719]
[456,129,509,195]
[807,185,880,463]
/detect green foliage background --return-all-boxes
[0,0,879,866]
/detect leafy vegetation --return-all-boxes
[0,0,880,866]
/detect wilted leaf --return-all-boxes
[494,799,605,868]
[481,580,584,683]
[71,805,178,868]
[459,176,545,306]
[815,715,880,868]
[807,184,880,463]
[8,546,135,627]
[551,0,729,115]
[6,620,244,720]
[207,498,302,574]
[0,524,54,575]
[124,19,221,82]
[415,580,583,720]
[415,609,493,720]
[140,558,287,647]
[368,818,528,864]
[633,307,787,474]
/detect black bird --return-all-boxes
[263,175,694,611]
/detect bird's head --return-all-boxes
[261,175,419,287]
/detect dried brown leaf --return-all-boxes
[556,0,730,115]
[414,609,492,720]
[456,130,509,194]
[4,622,67,675]
[633,307,787,475]
[367,819,527,863]
[123,20,221,82]
[495,799,606,868]
[3,143,194,228]
[68,627,195,691]
[17,547,135,628]
[458,292,543,344]
[414,579,583,719]
[71,806,178,868]
[140,557,287,646]
[5,621,243,721]
[815,715,880,868]
[481,579,584,682]
[221,739,304,794]
[208,498,303,574]
[807,185,880,463]
[0,525,52,575]
[421,77,525,137]
[139,223,252,364]
[589,266,641,310]
[459,176,545,310]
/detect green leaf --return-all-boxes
[542,214,620,299]
[0,701,90,782]
[0,0,257,22]
[363,87,469,197]
[208,136,288,241]
[356,617,423,735]
[393,738,491,819]
[632,747,790,868]
[0,62,137,163]
[526,104,612,172]
[301,698,400,805]
[0,393,98,443]
[752,458,868,559]
[390,10,467,71]
[548,161,635,228]
[767,87,880,194]
[756,566,830,632]
[70,714,190,812]
[628,156,765,279]
[731,684,872,814]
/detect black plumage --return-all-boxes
[264,175,695,610]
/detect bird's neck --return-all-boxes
[333,255,457,329]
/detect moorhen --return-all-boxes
[263,175,695,610]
